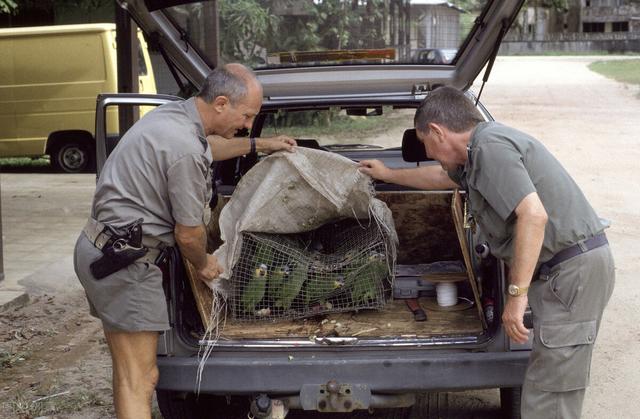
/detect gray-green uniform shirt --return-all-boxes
[92,97,213,245]
[449,122,607,267]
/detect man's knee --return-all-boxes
[113,360,159,392]
[106,330,159,392]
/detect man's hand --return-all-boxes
[174,223,222,285]
[197,253,224,283]
[359,159,392,182]
[207,135,296,161]
[258,135,297,154]
[502,295,530,344]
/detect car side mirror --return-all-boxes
[402,128,430,162]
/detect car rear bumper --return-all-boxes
[157,349,530,394]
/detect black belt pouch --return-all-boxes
[90,219,148,280]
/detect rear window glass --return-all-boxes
[260,106,415,149]
[163,0,488,69]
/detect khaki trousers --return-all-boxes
[522,245,615,419]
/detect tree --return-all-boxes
[3,0,110,15]
[449,0,484,13]
[0,0,17,14]
[218,0,279,64]
[543,0,568,12]
[217,0,392,63]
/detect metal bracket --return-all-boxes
[300,381,371,412]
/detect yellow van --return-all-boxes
[0,23,156,172]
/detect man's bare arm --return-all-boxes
[511,192,548,288]
[207,135,296,161]
[359,159,459,190]
[502,192,548,344]
[174,223,222,282]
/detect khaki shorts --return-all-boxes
[73,233,170,332]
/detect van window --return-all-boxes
[260,106,413,149]
[104,103,157,155]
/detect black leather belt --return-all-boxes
[539,233,608,275]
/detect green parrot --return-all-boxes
[349,251,388,305]
[341,250,368,289]
[303,272,345,306]
[267,264,290,303]
[366,251,389,281]
[241,262,269,314]
[275,262,307,310]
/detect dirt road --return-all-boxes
[0,56,638,418]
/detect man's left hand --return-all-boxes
[502,295,530,344]
[260,135,297,154]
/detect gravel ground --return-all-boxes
[0,56,638,418]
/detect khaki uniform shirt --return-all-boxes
[92,97,213,245]
[449,122,607,266]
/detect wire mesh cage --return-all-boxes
[229,219,394,321]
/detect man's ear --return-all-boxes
[428,122,445,141]
[212,95,229,113]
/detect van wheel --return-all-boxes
[500,387,522,419]
[51,141,93,173]
[156,390,248,419]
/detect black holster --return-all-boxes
[90,218,148,280]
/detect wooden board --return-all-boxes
[187,195,227,332]
[218,298,482,339]
[377,192,462,264]
[185,258,216,331]
[451,190,488,330]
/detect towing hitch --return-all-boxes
[249,394,289,419]
[298,380,370,412]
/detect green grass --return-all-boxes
[0,157,50,168]
[588,59,640,86]
[505,50,640,57]
[262,107,412,144]
[267,115,397,140]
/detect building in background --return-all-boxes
[580,0,640,33]
[503,0,640,54]
[411,0,464,49]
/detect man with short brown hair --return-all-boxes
[360,86,614,419]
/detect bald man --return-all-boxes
[74,64,295,418]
